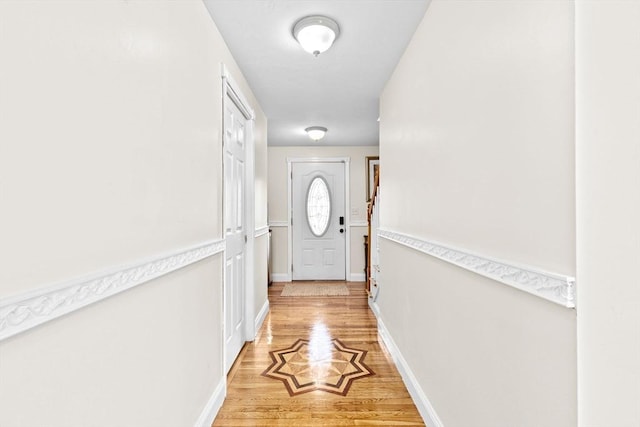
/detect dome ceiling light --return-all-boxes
[293,15,340,57]
[305,126,327,141]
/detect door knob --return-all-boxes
[339,228,344,233]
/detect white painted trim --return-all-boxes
[0,240,225,342]
[220,64,254,120]
[377,316,444,427]
[350,221,368,227]
[287,160,293,280]
[287,157,351,281]
[244,115,257,342]
[270,273,291,283]
[350,273,366,282]
[193,378,226,427]
[286,156,352,163]
[378,229,576,308]
[254,299,270,339]
[345,158,352,281]
[368,297,380,318]
[268,221,288,227]
[254,226,269,238]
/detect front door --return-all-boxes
[292,162,346,280]
[223,92,248,373]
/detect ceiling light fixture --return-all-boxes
[305,126,327,141]
[293,16,340,57]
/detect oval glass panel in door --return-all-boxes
[306,176,332,237]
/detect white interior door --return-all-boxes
[224,92,248,373]
[292,162,346,280]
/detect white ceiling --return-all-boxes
[203,0,430,146]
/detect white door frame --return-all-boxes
[287,157,351,281]
[222,64,256,373]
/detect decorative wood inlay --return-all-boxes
[213,281,425,426]
[262,338,374,396]
[378,229,575,308]
[0,240,225,341]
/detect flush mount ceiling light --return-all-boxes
[293,15,340,57]
[305,126,327,141]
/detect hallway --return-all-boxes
[213,282,424,426]
[1,2,639,426]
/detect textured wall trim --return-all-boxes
[254,226,269,238]
[0,240,225,341]
[193,378,226,427]
[378,229,575,308]
[377,316,445,427]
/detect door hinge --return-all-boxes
[291,217,293,225]
[291,264,294,272]
[244,234,248,244]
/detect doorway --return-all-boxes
[289,159,350,281]
[222,69,254,374]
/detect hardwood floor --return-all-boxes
[212,281,425,426]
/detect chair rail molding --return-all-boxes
[268,221,289,228]
[378,229,575,308]
[0,239,225,341]
[255,225,269,238]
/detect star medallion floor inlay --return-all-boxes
[262,338,375,396]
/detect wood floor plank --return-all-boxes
[212,281,425,427]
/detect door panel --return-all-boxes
[292,162,346,280]
[224,94,247,373]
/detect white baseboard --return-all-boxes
[368,297,380,318]
[376,316,444,427]
[254,299,269,338]
[349,273,366,282]
[270,273,291,282]
[193,378,226,427]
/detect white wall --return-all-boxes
[576,1,640,426]
[382,0,575,273]
[268,146,378,281]
[379,1,576,426]
[0,1,266,426]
